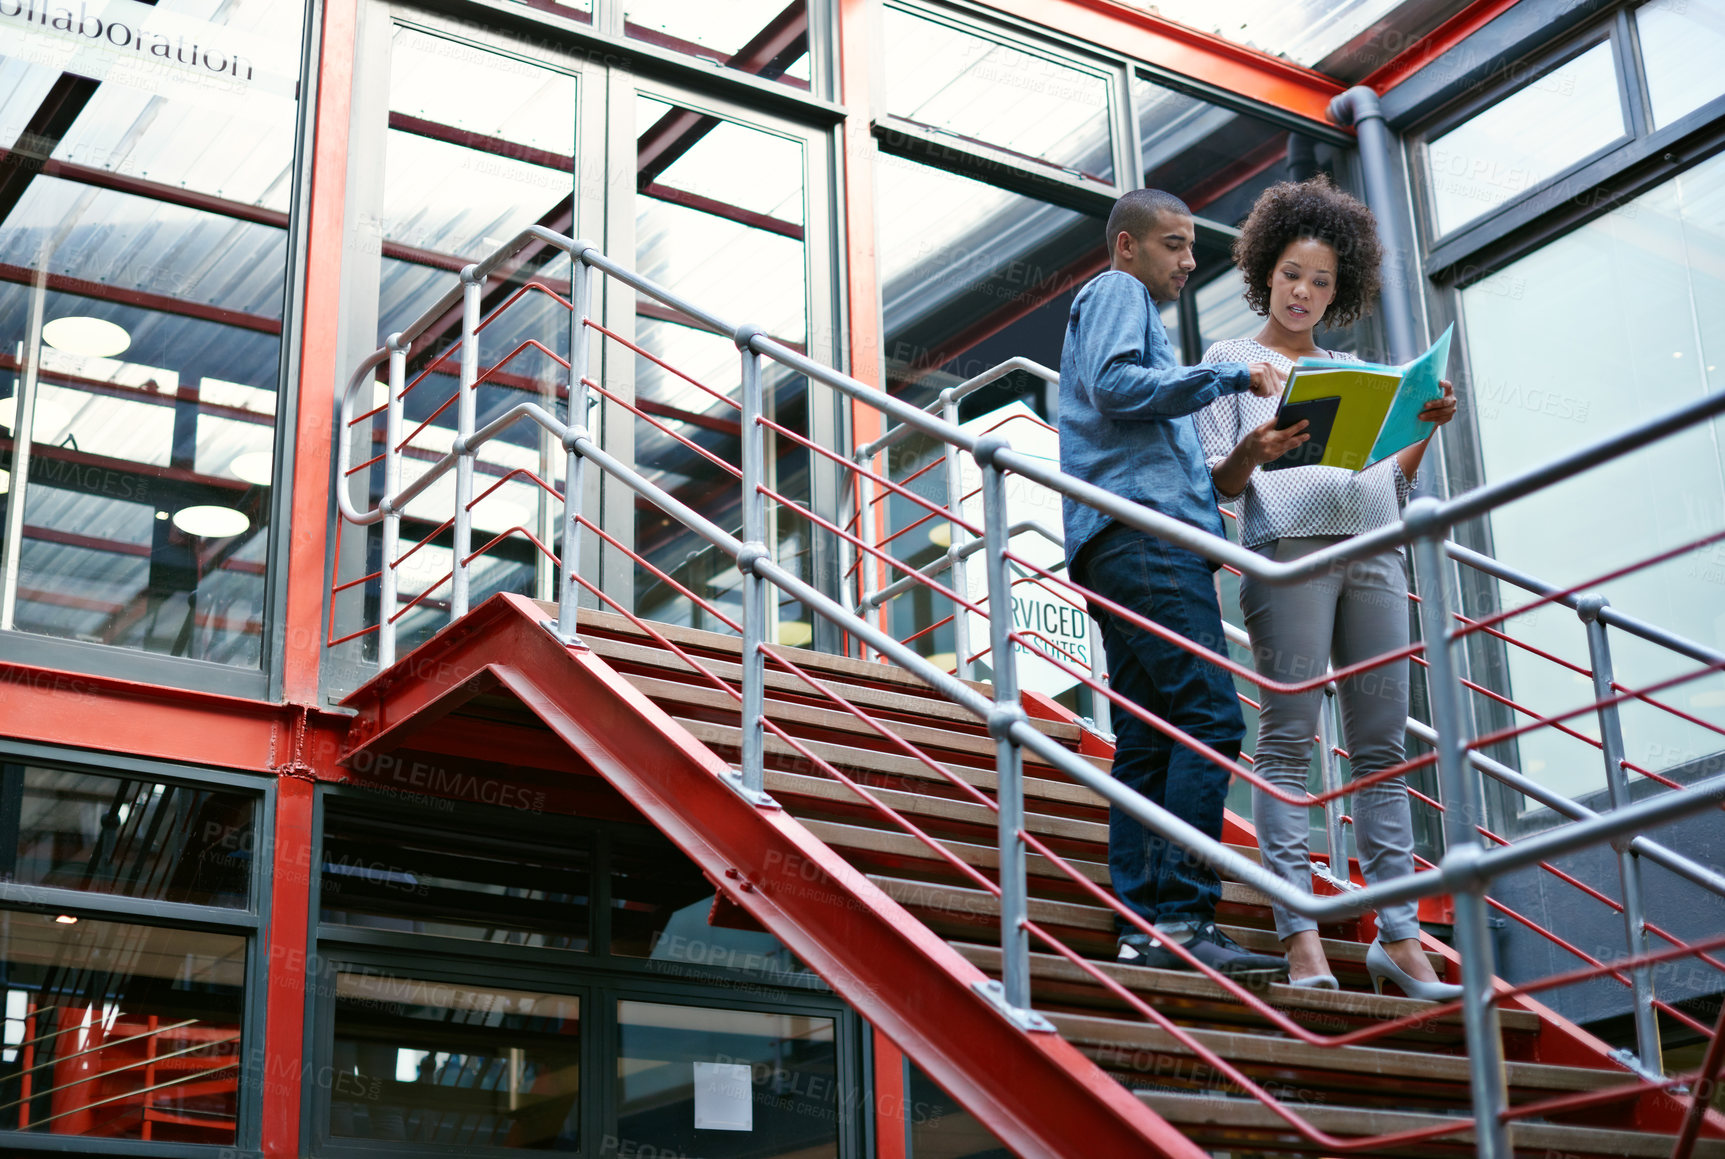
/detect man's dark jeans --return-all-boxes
[1073,523,1246,935]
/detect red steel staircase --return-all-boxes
[339,592,1725,1158]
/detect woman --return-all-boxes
[1197,175,1461,998]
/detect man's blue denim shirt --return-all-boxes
[1059,270,1251,568]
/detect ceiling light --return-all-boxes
[172,505,251,538]
[229,450,274,486]
[42,316,130,359]
[0,396,74,439]
[777,620,812,647]
[0,468,7,495]
[927,522,953,548]
[54,915,78,925]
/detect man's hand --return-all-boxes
[1247,361,1286,399]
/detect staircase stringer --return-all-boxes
[341,593,1208,1159]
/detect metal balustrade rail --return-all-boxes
[332,225,1725,1159]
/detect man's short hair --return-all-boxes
[1104,189,1192,250]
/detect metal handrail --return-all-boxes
[332,229,1725,1158]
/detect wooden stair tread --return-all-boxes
[588,633,1078,739]
[948,943,1540,1034]
[631,674,1087,766]
[676,718,1111,806]
[1052,1011,1622,1092]
[562,605,1007,701]
[803,818,1111,884]
[868,874,1271,926]
[766,769,1110,844]
[1136,1091,1725,1158]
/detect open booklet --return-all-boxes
[1262,324,1454,472]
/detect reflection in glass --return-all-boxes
[4,764,252,907]
[0,913,244,1143]
[616,1001,836,1158]
[906,1061,1011,1158]
[626,0,811,89]
[1637,0,1725,129]
[1458,150,1725,798]
[319,810,591,949]
[881,6,1113,181]
[1135,75,1294,226]
[610,837,808,976]
[331,27,577,668]
[1142,0,1402,68]
[330,972,580,1148]
[632,95,812,638]
[0,0,306,667]
[1425,42,1625,237]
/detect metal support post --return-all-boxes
[737,327,770,798]
[1410,498,1510,1159]
[1316,686,1348,880]
[378,336,408,667]
[1328,87,1420,365]
[558,260,595,642]
[453,271,481,620]
[977,436,1043,1026]
[943,391,975,681]
[1579,595,1662,1074]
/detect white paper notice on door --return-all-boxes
[693,1061,753,1131]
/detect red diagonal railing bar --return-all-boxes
[1019,919,1487,1151]
[1489,931,1725,1009]
[585,317,742,412]
[331,570,382,595]
[1007,547,1421,696]
[326,623,381,648]
[345,450,386,477]
[388,571,453,624]
[1448,526,1725,644]
[570,572,744,697]
[760,414,986,541]
[757,483,989,621]
[1456,613,1594,677]
[394,388,463,456]
[472,468,563,507]
[1465,660,1725,757]
[1008,629,1088,670]
[475,339,572,384]
[473,280,575,332]
[876,506,945,551]
[1672,994,1725,1159]
[1647,921,1725,977]
[392,519,454,571]
[841,459,950,582]
[761,644,1001,814]
[1409,650,1607,752]
[898,613,955,649]
[583,378,743,480]
[462,526,559,569]
[573,514,742,633]
[1614,680,1725,741]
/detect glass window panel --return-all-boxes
[1425,42,1626,237]
[625,0,811,91]
[610,836,809,978]
[4,764,252,907]
[1457,150,1725,800]
[632,96,810,638]
[0,0,304,669]
[1134,76,1294,225]
[330,972,581,1148]
[906,1061,1011,1158]
[320,811,591,949]
[616,1001,836,1158]
[0,913,244,1144]
[882,6,1113,182]
[1142,0,1404,68]
[1637,0,1725,129]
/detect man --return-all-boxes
[1059,188,1287,975]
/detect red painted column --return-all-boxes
[872,1029,910,1159]
[281,0,360,706]
[261,774,316,1158]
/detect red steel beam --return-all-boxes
[340,593,1207,1159]
[972,0,1344,126]
[1362,0,1525,94]
[0,261,282,335]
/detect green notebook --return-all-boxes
[1263,325,1453,472]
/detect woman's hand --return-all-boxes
[1420,380,1458,427]
[1212,416,1308,497]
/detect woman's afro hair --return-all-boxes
[1232,174,1383,328]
